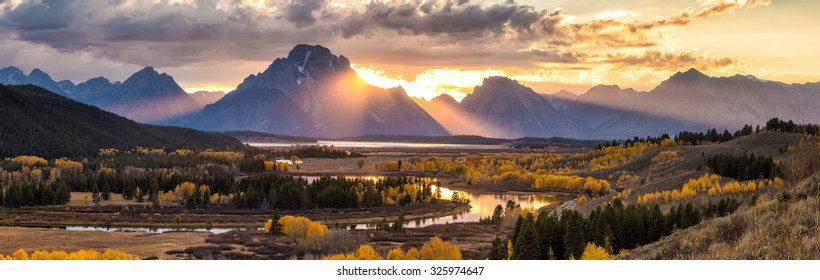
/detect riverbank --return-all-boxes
[0,198,469,229]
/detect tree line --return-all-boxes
[490,198,740,260]
[1,181,71,208]
[704,152,780,181]
[228,175,435,210]
[596,117,820,151]
[764,118,820,135]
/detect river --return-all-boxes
[63,176,558,233]
[246,141,506,150]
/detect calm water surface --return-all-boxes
[63,176,557,233]
[247,141,506,149]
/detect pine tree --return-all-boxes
[24,185,35,206]
[491,204,504,226]
[101,183,111,201]
[647,204,664,243]
[510,215,524,247]
[201,187,211,207]
[563,210,585,260]
[536,212,562,259]
[91,183,100,205]
[488,236,507,260]
[269,212,282,234]
[682,202,701,228]
[56,182,70,204]
[0,186,5,207]
[512,214,539,260]
[149,177,159,208]
[6,184,17,208]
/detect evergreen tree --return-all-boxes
[489,236,508,260]
[646,204,664,243]
[510,215,524,247]
[512,214,539,260]
[101,183,111,201]
[201,187,211,207]
[682,202,701,228]
[536,212,562,260]
[91,183,100,204]
[562,210,585,260]
[24,185,35,206]
[269,212,282,234]
[149,178,160,208]
[491,204,504,226]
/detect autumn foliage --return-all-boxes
[638,173,784,204]
[272,215,329,240]
[1,249,138,260]
[323,237,461,260]
[588,142,657,171]
[8,156,48,166]
[580,243,612,260]
[419,237,462,260]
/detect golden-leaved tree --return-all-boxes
[1,249,138,260]
[580,243,612,260]
[419,237,462,260]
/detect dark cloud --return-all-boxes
[596,49,736,71]
[280,0,326,28]
[0,0,769,71]
[332,0,548,39]
[2,0,78,31]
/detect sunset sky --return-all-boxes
[1,0,818,100]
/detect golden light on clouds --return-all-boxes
[1,0,814,95]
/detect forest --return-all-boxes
[490,198,740,260]
[704,152,780,181]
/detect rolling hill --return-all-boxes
[0,84,243,158]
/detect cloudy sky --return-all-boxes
[1,0,818,100]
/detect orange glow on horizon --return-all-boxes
[182,85,235,94]
[352,64,506,101]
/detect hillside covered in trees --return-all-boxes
[0,85,243,158]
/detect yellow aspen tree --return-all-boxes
[387,248,406,260]
[580,243,612,260]
[13,249,29,260]
[354,245,383,260]
[323,253,355,260]
[405,248,420,260]
[264,219,274,233]
[31,251,51,260]
[507,239,513,260]
[306,222,329,239]
[420,237,462,260]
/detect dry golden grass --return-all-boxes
[622,174,820,259]
[0,227,211,260]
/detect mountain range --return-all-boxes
[0,66,204,123]
[176,44,447,137]
[3,45,820,139]
[0,84,242,158]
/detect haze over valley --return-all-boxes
[3,45,820,140]
[2,0,820,264]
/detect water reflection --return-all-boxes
[60,176,557,233]
[313,176,558,229]
[247,141,506,149]
[63,226,258,234]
